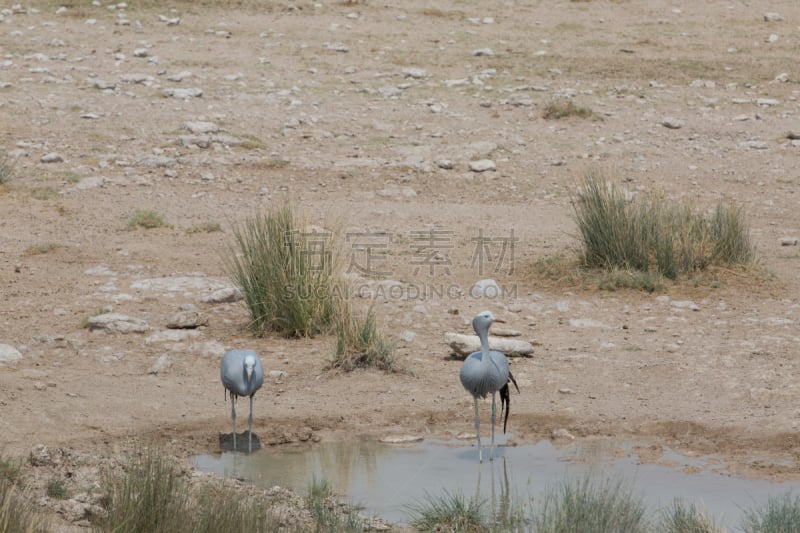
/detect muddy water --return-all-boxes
[193,436,800,528]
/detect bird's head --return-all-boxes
[473,310,505,332]
[244,354,257,385]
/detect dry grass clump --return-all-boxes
[572,170,756,280]
[543,98,595,120]
[227,202,397,371]
[126,209,171,230]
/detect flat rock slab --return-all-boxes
[88,313,149,333]
[445,332,534,358]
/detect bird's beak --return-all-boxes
[494,318,506,323]
[246,367,252,386]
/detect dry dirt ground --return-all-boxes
[2,0,800,529]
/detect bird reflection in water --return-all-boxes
[475,455,513,527]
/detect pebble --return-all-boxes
[166,310,208,329]
[0,344,23,362]
[471,278,500,297]
[148,353,173,374]
[670,300,700,311]
[144,329,203,344]
[468,159,496,172]
[780,237,798,246]
[569,318,611,329]
[763,12,784,22]
[182,121,219,134]
[380,435,423,444]
[402,67,427,79]
[162,87,203,98]
[202,287,243,303]
[472,48,495,56]
[398,330,417,342]
[29,444,51,466]
[661,117,683,129]
[551,428,575,440]
[40,152,64,163]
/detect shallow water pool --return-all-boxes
[193,436,800,528]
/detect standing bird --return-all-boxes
[220,349,264,453]
[460,311,519,462]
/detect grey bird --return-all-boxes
[220,349,264,453]
[459,311,519,462]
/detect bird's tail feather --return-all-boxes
[501,369,520,434]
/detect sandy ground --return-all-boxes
[1,0,800,529]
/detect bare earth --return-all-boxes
[2,0,800,528]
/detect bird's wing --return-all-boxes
[221,351,246,396]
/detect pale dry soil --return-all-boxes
[1,0,800,530]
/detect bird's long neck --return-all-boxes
[477,326,491,361]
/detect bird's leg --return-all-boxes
[473,397,482,463]
[490,392,497,461]
[248,394,254,453]
[230,393,237,451]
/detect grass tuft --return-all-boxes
[0,453,49,533]
[97,447,192,533]
[657,499,723,533]
[127,209,170,230]
[741,492,800,533]
[572,170,756,280]
[0,156,14,185]
[543,98,595,120]
[531,475,648,532]
[407,489,487,532]
[186,222,222,234]
[46,479,69,500]
[330,303,396,372]
[306,477,365,533]
[226,203,341,338]
[23,243,66,256]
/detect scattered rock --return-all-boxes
[166,310,209,329]
[145,329,203,344]
[661,117,683,129]
[380,435,424,444]
[472,48,495,56]
[470,278,500,297]
[739,140,768,150]
[162,87,203,98]
[763,12,784,22]
[182,121,219,134]
[148,353,173,374]
[445,332,534,358]
[551,428,575,440]
[0,344,23,363]
[558,388,576,395]
[29,444,51,466]
[670,300,700,311]
[780,237,798,246]
[40,152,64,163]
[269,370,287,383]
[202,287,243,303]
[87,313,149,333]
[398,330,417,343]
[468,159,496,172]
[491,327,521,337]
[569,318,611,328]
[137,155,177,168]
[402,67,427,79]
